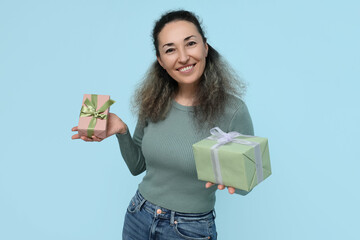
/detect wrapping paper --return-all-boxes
[193,127,271,192]
[78,94,115,139]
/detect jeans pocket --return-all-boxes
[173,219,213,240]
[127,194,140,213]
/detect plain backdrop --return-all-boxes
[1,0,359,239]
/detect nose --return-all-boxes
[178,47,189,64]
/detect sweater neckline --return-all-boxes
[172,100,195,112]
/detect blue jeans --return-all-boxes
[122,190,217,240]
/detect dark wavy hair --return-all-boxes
[132,10,245,126]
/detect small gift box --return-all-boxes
[78,94,115,139]
[193,127,271,192]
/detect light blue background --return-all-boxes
[1,0,359,239]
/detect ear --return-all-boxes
[157,56,164,68]
[204,42,209,57]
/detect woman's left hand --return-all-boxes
[205,182,236,194]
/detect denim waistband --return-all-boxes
[133,190,215,224]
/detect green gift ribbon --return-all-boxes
[80,94,115,138]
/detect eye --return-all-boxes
[165,48,175,54]
[187,41,197,46]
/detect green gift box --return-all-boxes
[192,127,271,192]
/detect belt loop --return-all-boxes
[137,198,146,211]
[212,209,216,219]
[170,211,175,226]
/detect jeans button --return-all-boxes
[156,209,162,214]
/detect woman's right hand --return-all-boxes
[71,113,127,142]
[205,182,236,194]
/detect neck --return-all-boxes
[175,83,198,106]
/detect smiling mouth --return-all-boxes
[177,64,196,72]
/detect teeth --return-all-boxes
[179,65,193,72]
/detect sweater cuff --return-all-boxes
[116,130,128,138]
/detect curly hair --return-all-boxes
[132,10,246,126]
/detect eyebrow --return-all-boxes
[162,35,197,48]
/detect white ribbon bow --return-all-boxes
[209,127,254,145]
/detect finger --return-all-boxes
[218,184,225,190]
[228,187,236,194]
[71,134,81,140]
[81,136,93,142]
[205,182,215,188]
[92,135,103,142]
[83,138,93,142]
[71,126,78,131]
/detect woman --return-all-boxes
[72,10,253,240]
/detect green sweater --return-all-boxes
[116,96,254,213]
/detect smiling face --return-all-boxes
[156,20,208,90]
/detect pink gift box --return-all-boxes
[78,94,113,139]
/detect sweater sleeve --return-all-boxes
[228,101,255,196]
[228,100,254,135]
[115,121,146,176]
